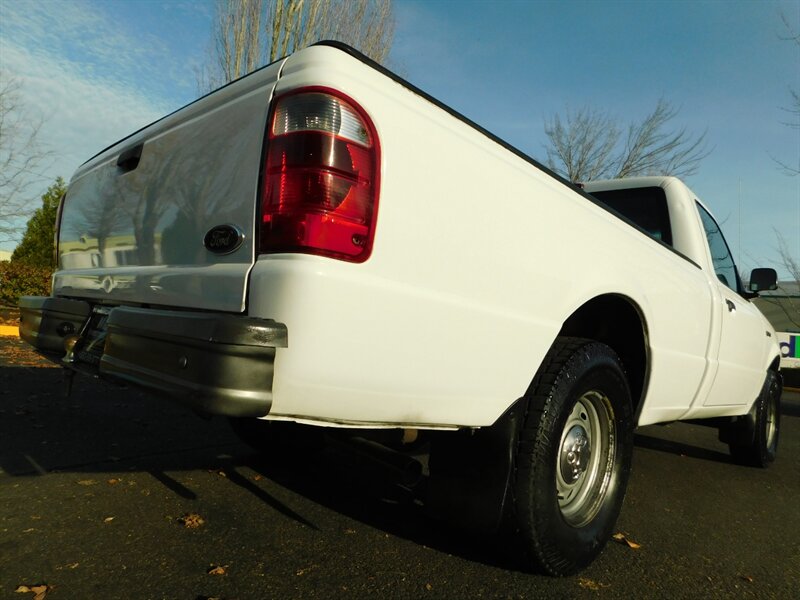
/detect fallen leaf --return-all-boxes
[14,584,52,599]
[425,583,433,591]
[344,528,356,535]
[579,578,610,591]
[740,575,754,583]
[206,564,227,575]
[77,479,97,486]
[252,474,263,481]
[178,513,205,529]
[296,564,317,576]
[103,517,115,523]
[612,532,642,549]
[22,528,35,533]
[107,478,122,485]
[0,337,58,368]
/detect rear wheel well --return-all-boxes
[558,295,648,415]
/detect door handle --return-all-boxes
[117,143,143,173]
[725,299,736,313]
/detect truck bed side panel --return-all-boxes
[245,47,714,428]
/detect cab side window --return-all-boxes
[696,203,739,292]
[590,187,673,246]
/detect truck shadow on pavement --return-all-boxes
[634,389,799,463]
[234,447,512,569]
[4,365,797,575]
[0,366,511,571]
[633,432,733,464]
[782,395,800,417]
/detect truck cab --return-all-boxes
[585,177,778,418]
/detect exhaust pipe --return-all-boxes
[334,435,424,488]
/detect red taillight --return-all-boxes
[260,89,380,262]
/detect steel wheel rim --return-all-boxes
[556,391,616,528]
[765,385,778,450]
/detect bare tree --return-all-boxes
[199,0,395,92]
[544,108,620,182]
[773,12,800,176]
[755,230,800,332]
[213,0,264,87]
[776,230,800,285]
[768,12,800,317]
[543,99,710,183]
[0,73,51,244]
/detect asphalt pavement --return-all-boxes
[1,335,798,599]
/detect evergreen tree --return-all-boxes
[11,177,66,268]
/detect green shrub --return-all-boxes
[0,261,53,307]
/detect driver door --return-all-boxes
[696,203,767,407]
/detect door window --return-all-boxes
[696,203,739,292]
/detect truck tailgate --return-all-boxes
[55,60,284,313]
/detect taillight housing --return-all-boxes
[260,88,380,262]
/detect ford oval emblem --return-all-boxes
[204,224,244,255]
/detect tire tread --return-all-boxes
[510,336,632,576]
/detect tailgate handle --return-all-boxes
[117,143,143,173]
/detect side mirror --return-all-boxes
[748,268,778,293]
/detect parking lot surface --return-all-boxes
[1,335,799,599]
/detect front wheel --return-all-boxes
[510,337,634,576]
[726,370,781,467]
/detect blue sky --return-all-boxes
[1,0,798,278]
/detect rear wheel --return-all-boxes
[727,370,781,467]
[511,337,634,576]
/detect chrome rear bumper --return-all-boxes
[19,296,287,417]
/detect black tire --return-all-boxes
[728,370,781,467]
[228,417,324,458]
[511,337,634,576]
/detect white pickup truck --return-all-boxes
[19,42,782,576]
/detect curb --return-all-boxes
[0,325,19,337]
